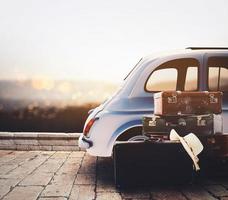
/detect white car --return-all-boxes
[79,47,228,157]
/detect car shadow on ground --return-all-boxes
[96,156,228,191]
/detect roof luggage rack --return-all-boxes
[186,47,228,50]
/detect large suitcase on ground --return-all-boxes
[154,91,222,116]
[113,141,194,188]
[142,114,223,138]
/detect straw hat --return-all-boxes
[170,129,204,171]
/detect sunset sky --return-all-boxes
[1,0,228,83]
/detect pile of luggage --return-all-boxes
[142,91,223,173]
[114,91,225,188]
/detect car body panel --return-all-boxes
[79,49,228,157]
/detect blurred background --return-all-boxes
[0,0,228,132]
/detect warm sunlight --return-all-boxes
[31,77,55,90]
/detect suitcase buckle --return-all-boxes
[178,118,187,126]
[149,120,156,126]
[197,116,206,126]
[168,95,177,104]
[209,94,218,104]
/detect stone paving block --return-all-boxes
[5,151,41,166]
[97,182,116,193]
[38,145,53,151]
[69,151,85,158]
[0,151,40,166]
[16,144,51,151]
[97,175,116,193]
[2,186,43,200]
[5,156,31,167]
[14,139,39,145]
[67,157,83,164]
[37,132,69,138]
[182,185,217,200]
[39,198,67,200]
[1,152,50,180]
[57,160,80,175]
[67,133,80,138]
[0,132,14,137]
[0,178,19,199]
[0,145,16,150]
[97,158,113,175]
[41,174,76,197]
[40,151,56,156]
[0,150,13,156]
[121,189,150,199]
[0,139,14,146]
[14,132,38,138]
[52,145,79,151]
[38,139,77,146]
[1,166,33,180]
[78,156,97,174]
[50,151,71,159]
[78,164,96,174]
[0,151,26,165]
[35,158,65,173]
[123,198,151,200]
[0,164,18,175]
[204,185,228,197]
[84,154,97,162]
[69,185,95,200]
[151,188,186,200]
[75,173,96,185]
[20,172,54,186]
[16,144,31,150]
[96,192,122,200]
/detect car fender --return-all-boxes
[86,113,143,157]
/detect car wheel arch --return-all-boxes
[116,126,143,141]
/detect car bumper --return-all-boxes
[78,134,93,149]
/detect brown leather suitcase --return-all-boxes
[154,91,222,116]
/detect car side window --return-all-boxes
[145,58,199,92]
[146,68,178,91]
[208,57,228,92]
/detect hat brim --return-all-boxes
[170,129,203,156]
[170,129,203,171]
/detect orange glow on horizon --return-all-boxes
[31,78,55,90]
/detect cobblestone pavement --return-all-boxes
[0,150,228,200]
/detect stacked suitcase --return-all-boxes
[143,91,223,141]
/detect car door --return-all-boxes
[206,55,228,132]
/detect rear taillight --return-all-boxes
[83,118,98,136]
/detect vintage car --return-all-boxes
[79,47,228,157]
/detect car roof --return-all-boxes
[143,47,228,62]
